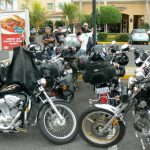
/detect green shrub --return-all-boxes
[115,33,129,42]
[140,22,149,29]
[97,32,108,41]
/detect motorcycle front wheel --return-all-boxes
[38,101,78,144]
[79,107,126,148]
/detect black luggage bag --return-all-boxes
[83,61,116,84]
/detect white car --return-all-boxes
[129,29,149,44]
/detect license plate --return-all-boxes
[96,87,109,95]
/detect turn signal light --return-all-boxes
[62,85,68,91]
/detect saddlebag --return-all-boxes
[83,61,116,84]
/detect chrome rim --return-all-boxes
[82,110,120,144]
[44,104,76,139]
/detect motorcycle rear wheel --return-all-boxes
[79,107,126,148]
[38,101,78,144]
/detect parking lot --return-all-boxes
[0,44,150,150]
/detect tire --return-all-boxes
[38,101,78,144]
[79,107,126,148]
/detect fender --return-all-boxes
[95,104,126,126]
[37,99,68,120]
[95,104,117,114]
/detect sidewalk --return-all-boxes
[121,66,135,80]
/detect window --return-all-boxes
[47,3,54,11]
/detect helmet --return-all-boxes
[116,53,129,66]
[134,48,148,67]
[120,44,130,52]
[108,44,119,53]
[90,45,106,61]
[78,55,89,70]
[135,57,143,67]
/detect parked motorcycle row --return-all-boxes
[0,36,150,148]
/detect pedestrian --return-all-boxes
[41,26,55,57]
[55,26,66,46]
[76,26,92,58]
[72,18,81,34]
[83,23,91,33]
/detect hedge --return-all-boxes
[97,32,107,41]
[97,32,130,42]
[115,34,129,42]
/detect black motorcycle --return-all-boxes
[83,44,129,106]
[28,44,75,102]
[0,46,78,144]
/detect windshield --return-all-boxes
[133,29,146,33]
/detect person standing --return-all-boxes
[72,19,81,34]
[55,26,66,46]
[76,26,92,57]
[83,23,91,33]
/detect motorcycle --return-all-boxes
[84,43,129,106]
[79,49,150,148]
[40,55,75,102]
[0,46,78,144]
[28,44,75,102]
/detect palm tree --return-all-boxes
[29,1,48,35]
[59,3,78,27]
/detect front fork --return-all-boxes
[98,103,128,134]
[42,90,64,121]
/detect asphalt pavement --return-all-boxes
[0,81,149,150]
[0,44,150,150]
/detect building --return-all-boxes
[9,0,150,32]
[73,0,150,33]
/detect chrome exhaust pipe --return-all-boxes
[0,111,21,130]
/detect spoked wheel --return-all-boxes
[79,107,126,148]
[38,101,78,144]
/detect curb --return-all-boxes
[97,42,150,45]
[97,42,128,45]
[121,74,133,80]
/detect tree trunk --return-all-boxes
[36,26,39,36]
[146,0,150,27]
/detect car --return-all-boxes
[147,29,150,35]
[129,29,149,44]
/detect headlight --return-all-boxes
[40,78,47,87]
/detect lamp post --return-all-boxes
[104,0,107,32]
[92,0,96,46]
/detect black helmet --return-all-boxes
[109,44,119,53]
[90,45,106,61]
[116,53,129,66]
